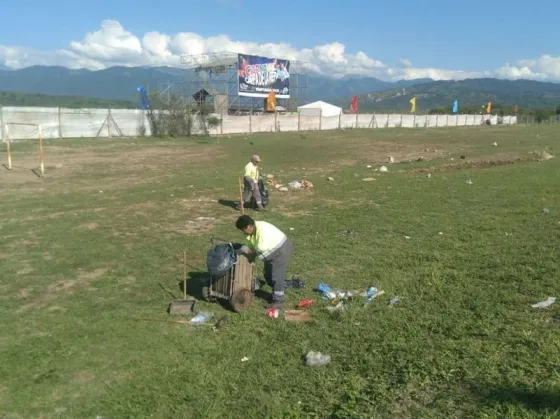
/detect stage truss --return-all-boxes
[179,52,308,115]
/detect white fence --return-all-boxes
[0,106,518,141]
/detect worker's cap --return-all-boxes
[252,154,261,162]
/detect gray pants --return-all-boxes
[263,239,294,303]
[243,177,262,207]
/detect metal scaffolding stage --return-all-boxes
[179,52,308,115]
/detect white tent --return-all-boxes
[297,100,342,117]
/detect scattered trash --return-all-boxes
[379,166,388,172]
[360,287,385,304]
[405,236,411,239]
[531,297,556,309]
[189,312,213,325]
[241,357,250,362]
[278,187,289,192]
[387,156,394,163]
[285,275,306,289]
[493,142,498,146]
[297,299,314,308]
[466,179,473,184]
[288,181,303,189]
[213,316,229,331]
[266,174,274,179]
[289,227,295,231]
[285,310,312,323]
[305,351,331,366]
[438,232,443,235]
[361,177,376,182]
[389,296,400,307]
[327,177,334,181]
[99,190,103,193]
[267,307,279,318]
[543,208,550,214]
[326,301,346,311]
[366,165,372,168]
[337,230,354,236]
[427,173,431,178]
[196,217,215,221]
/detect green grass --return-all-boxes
[2,125,560,418]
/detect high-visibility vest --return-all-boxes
[244,162,259,181]
[245,221,287,260]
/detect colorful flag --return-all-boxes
[452,100,458,114]
[486,102,492,114]
[410,97,416,113]
[350,96,359,113]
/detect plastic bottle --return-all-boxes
[189,312,213,325]
[305,351,331,366]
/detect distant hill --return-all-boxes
[0,66,559,112]
[0,65,431,105]
[352,78,560,112]
[0,90,135,108]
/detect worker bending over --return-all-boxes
[235,215,294,309]
[243,154,265,211]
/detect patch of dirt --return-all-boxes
[78,222,98,230]
[73,371,95,384]
[174,219,218,236]
[18,268,107,312]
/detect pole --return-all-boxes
[238,177,244,215]
[38,125,44,177]
[58,107,62,138]
[0,106,3,142]
[5,124,11,170]
[338,112,341,130]
[319,110,322,131]
[107,109,112,137]
[249,112,252,134]
[274,112,278,132]
[356,112,359,128]
[298,111,301,131]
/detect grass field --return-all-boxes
[2,125,560,418]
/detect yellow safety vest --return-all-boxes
[245,221,287,260]
[244,162,259,181]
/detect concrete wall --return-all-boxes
[0,106,517,141]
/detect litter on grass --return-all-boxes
[531,297,556,309]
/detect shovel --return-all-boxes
[169,252,196,314]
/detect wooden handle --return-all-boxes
[238,177,244,214]
[183,251,187,299]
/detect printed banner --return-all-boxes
[238,54,290,98]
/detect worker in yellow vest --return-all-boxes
[236,215,294,308]
[242,154,265,211]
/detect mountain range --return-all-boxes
[0,65,559,111]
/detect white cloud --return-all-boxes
[0,19,559,83]
[399,58,413,68]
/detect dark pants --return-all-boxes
[243,177,262,208]
[263,239,294,303]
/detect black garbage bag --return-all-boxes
[207,243,237,276]
[258,178,269,207]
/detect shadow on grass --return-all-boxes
[218,199,241,210]
[177,271,271,312]
[472,385,560,413]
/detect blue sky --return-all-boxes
[1,0,559,80]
